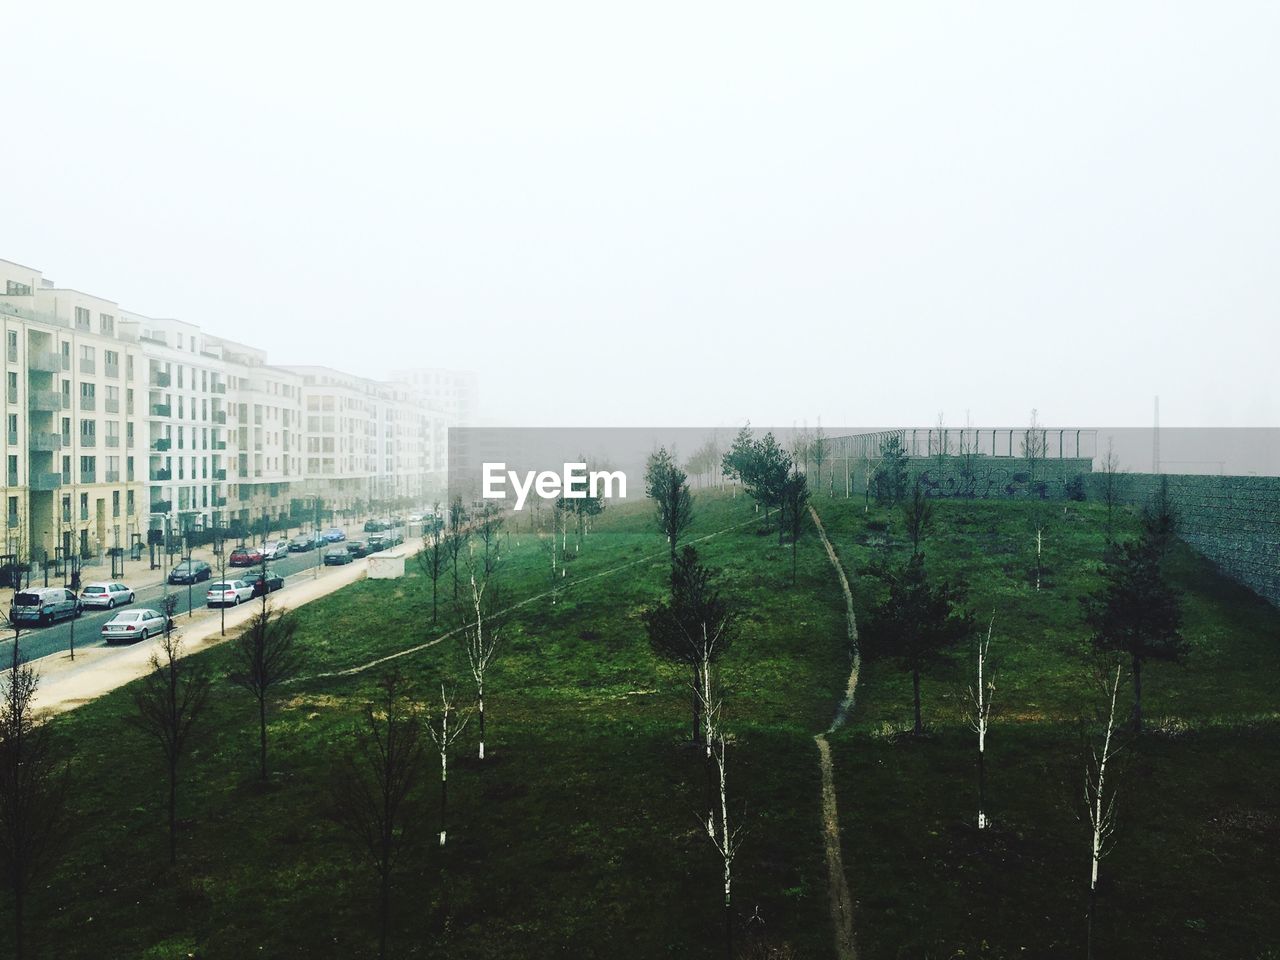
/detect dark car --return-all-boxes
[323,527,346,543]
[346,540,370,558]
[288,534,323,552]
[229,545,263,567]
[324,546,353,565]
[366,534,387,552]
[363,519,388,533]
[168,560,213,585]
[247,569,285,597]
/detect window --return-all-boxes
[80,493,89,521]
[100,313,115,336]
[61,417,71,445]
[5,280,31,297]
[105,385,120,413]
[79,344,95,374]
[112,490,120,518]
[6,455,17,487]
[80,382,95,409]
[5,372,15,404]
[60,341,70,370]
[6,414,16,445]
[126,489,134,515]
[61,495,71,523]
[75,307,90,330]
[80,457,95,484]
[80,419,96,445]
[5,330,16,363]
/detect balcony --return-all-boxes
[28,433,61,452]
[104,362,120,379]
[81,396,96,411]
[152,371,171,388]
[151,404,171,417]
[79,358,96,375]
[150,499,172,514]
[80,434,96,448]
[30,472,61,491]
[212,440,227,450]
[105,398,120,413]
[28,390,61,412]
[105,470,121,483]
[212,411,227,424]
[80,470,96,484]
[151,468,172,482]
[106,436,120,448]
[29,351,60,373]
[213,469,227,481]
[152,438,171,451]
[212,382,226,394]
[213,496,228,507]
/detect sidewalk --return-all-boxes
[31,536,423,718]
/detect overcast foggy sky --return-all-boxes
[5,2,1278,429]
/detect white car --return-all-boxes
[101,608,170,643]
[261,540,289,560]
[206,580,254,607]
[79,582,135,609]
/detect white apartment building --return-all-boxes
[0,259,145,570]
[389,367,478,425]
[209,336,304,530]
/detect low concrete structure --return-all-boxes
[367,550,407,580]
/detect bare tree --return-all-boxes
[425,682,471,847]
[458,559,502,760]
[965,616,996,830]
[228,568,301,781]
[695,669,744,960]
[475,502,505,577]
[416,503,446,624]
[128,598,211,865]
[1084,662,1125,960]
[329,672,425,960]
[0,611,71,960]
[1098,439,1126,539]
[445,497,469,600]
[902,478,933,555]
[809,422,829,497]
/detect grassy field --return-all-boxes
[818,496,1280,959]
[9,493,851,959]
[4,490,1277,958]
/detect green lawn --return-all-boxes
[817,496,1280,959]
[5,491,1277,959]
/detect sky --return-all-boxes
[4,1,1278,429]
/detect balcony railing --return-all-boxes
[80,434,96,448]
[30,472,61,491]
[29,433,61,452]
[5,431,15,446]
[80,470,95,484]
[104,362,120,379]
[28,390,61,412]
[79,358,96,375]
[150,499,172,513]
[212,440,227,450]
[212,382,226,394]
[152,438,171,451]
[152,371,171,387]
[29,351,60,373]
[213,469,227,480]
[5,472,16,487]
[151,404,171,417]
[6,514,18,529]
[105,399,120,413]
[81,396,97,411]
[106,436,120,448]
[105,470,121,483]
[151,468,172,481]
[212,411,227,424]
[213,496,228,507]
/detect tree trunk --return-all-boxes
[168,761,178,866]
[1132,656,1143,734]
[912,668,923,736]
[1086,883,1096,960]
[431,576,438,624]
[477,689,486,760]
[378,867,390,960]
[259,694,269,781]
[977,742,986,830]
[14,878,23,960]
[440,759,448,847]
[691,664,702,745]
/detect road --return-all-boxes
[2,534,361,666]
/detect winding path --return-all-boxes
[809,504,860,960]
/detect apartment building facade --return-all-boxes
[0,257,457,571]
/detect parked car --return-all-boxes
[324,546,354,565]
[345,540,370,558]
[101,608,171,643]
[366,534,388,552]
[168,560,213,585]
[261,540,289,560]
[363,518,389,533]
[206,580,254,607]
[79,582,135,610]
[229,544,263,567]
[11,587,81,626]
[288,533,324,552]
[247,569,284,597]
[323,527,346,543]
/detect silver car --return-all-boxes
[206,580,254,607]
[79,582,136,609]
[101,608,170,643]
[261,540,289,560]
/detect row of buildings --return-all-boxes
[0,257,475,570]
